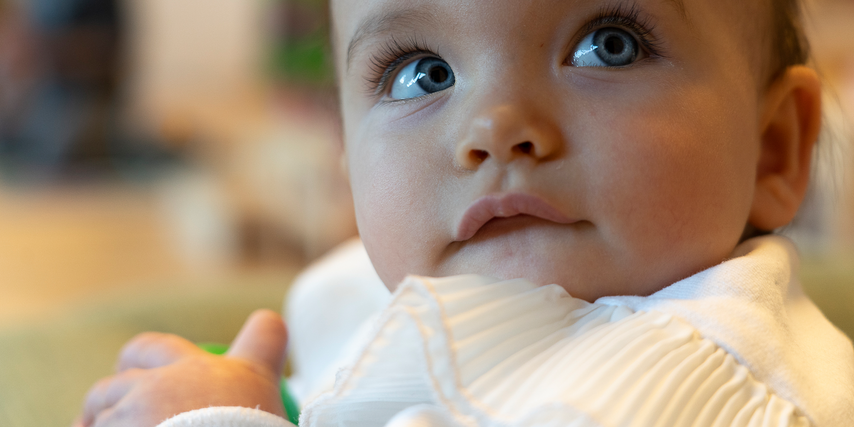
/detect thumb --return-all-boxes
[227,309,288,378]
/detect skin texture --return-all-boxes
[77,1,822,425]
[333,0,822,301]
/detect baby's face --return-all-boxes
[333,0,770,300]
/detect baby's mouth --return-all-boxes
[455,193,579,242]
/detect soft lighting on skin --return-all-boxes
[334,0,821,302]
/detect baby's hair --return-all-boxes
[769,0,811,80]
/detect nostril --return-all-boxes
[515,142,534,155]
[470,149,489,163]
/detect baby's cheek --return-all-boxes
[586,87,754,281]
[350,146,447,287]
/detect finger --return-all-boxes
[81,369,144,427]
[227,309,288,377]
[116,332,201,372]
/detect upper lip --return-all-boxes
[455,193,578,241]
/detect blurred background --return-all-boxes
[0,0,851,425]
[0,0,351,326]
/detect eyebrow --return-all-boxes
[346,7,438,72]
[345,0,687,71]
[664,0,687,19]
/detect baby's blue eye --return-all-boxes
[571,27,640,67]
[390,57,455,100]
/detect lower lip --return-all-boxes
[475,215,567,238]
[455,195,580,242]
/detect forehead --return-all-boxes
[331,0,768,75]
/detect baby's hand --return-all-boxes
[75,310,288,427]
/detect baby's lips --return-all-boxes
[455,193,578,241]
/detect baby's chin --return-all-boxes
[433,225,629,301]
[373,220,717,302]
[432,238,727,302]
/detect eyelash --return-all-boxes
[365,35,437,95]
[579,3,664,60]
[363,2,664,95]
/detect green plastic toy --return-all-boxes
[198,343,301,425]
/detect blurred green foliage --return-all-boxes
[269,0,335,87]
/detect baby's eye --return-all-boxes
[389,57,455,100]
[571,27,642,67]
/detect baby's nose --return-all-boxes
[455,104,561,169]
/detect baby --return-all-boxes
[76,0,854,426]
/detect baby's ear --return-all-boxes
[749,66,822,231]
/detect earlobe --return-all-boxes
[748,66,822,231]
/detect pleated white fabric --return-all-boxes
[286,238,391,404]
[597,236,854,426]
[300,274,812,427]
[156,236,852,427]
